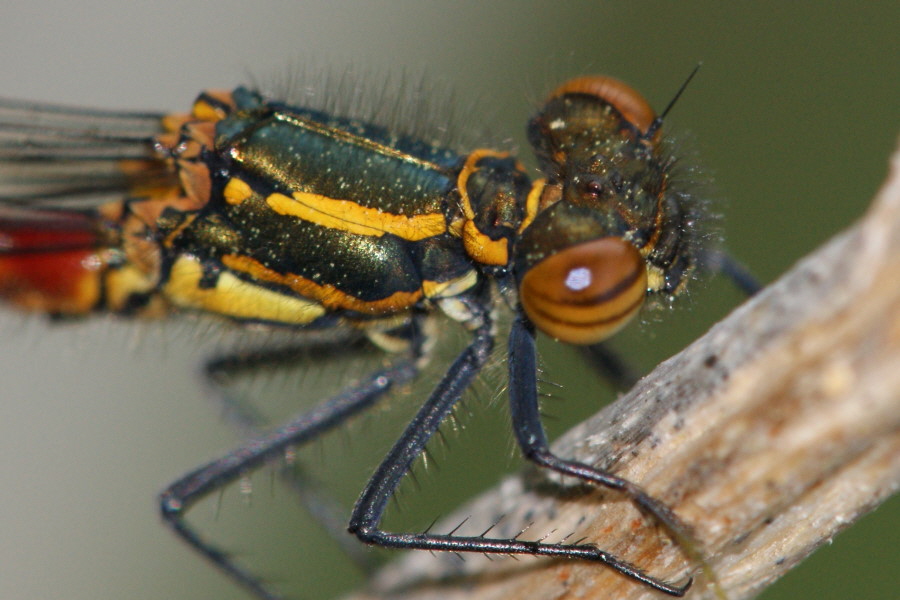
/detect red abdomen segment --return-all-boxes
[0,210,110,316]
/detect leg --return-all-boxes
[203,333,391,569]
[160,337,421,600]
[202,332,373,434]
[348,301,495,542]
[508,315,693,596]
[348,302,689,596]
[580,341,641,390]
[704,248,762,296]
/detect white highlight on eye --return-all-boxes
[565,267,592,291]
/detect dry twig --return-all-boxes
[344,142,900,600]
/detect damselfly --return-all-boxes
[0,68,755,599]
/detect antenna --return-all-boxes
[645,63,702,139]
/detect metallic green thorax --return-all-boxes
[155,87,531,326]
[147,82,700,329]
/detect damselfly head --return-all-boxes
[514,73,704,344]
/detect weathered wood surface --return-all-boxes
[344,143,900,600]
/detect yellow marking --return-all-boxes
[104,264,156,312]
[422,269,478,298]
[202,90,236,110]
[455,149,513,266]
[164,256,326,325]
[646,264,666,292]
[222,254,422,315]
[636,181,669,259]
[266,191,445,241]
[456,149,510,220]
[190,91,234,123]
[518,178,545,233]
[160,210,201,249]
[191,100,223,122]
[224,178,254,205]
[463,221,508,266]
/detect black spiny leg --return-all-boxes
[202,334,389,570]
[347,298,688,596]
[347,298,495,549]
[508,315,693,596]
[704,248,762,297]
[580,341,642,390]
[159,329,424,600]
[202,333,374,435]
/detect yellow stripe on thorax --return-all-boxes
[163,255,326,325]
[222,254,422,315]
[266,191,446,241]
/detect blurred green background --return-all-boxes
[0,2,897,600]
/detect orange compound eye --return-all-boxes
[519,237,647,345]
[549,76,658,138]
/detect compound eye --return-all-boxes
[550,76,657,137]
[519,237,647,345]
